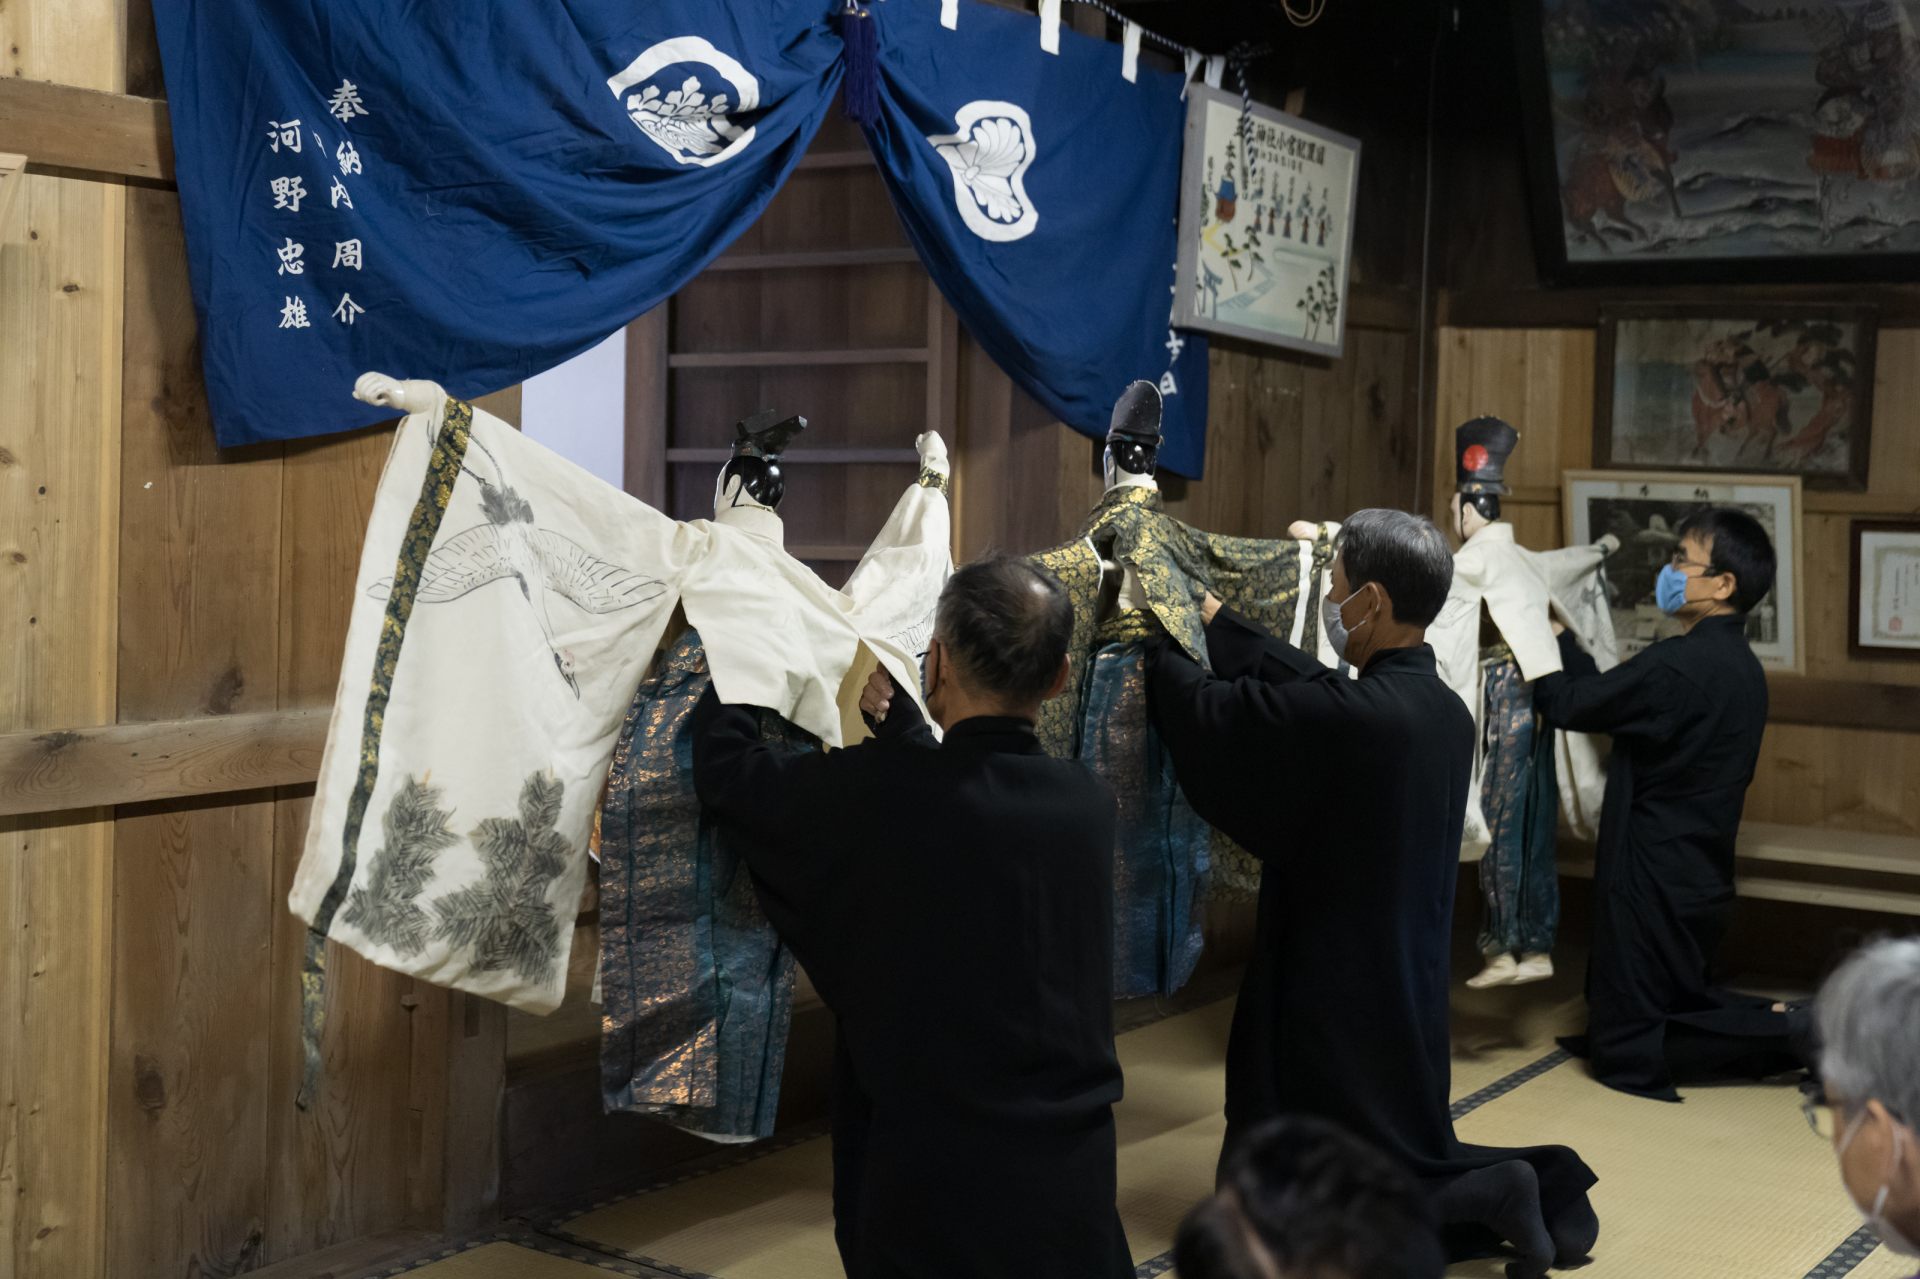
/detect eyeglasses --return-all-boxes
[1669,552,1717,573]
[1804,1092,1913,1141]
[1803,1094,1841,1141]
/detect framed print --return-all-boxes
[1513,1,1920,285]
[1173,86,1361,358]
[1563,470,1804,674]
[1593,306,1874,490]
[1850,520,1920,658]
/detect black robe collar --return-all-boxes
[1360,644,1438,679]
[943,715,1045,755]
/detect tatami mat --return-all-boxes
[1449,1057,1907,1279]
[392,1240,654,1278]
[543,980,1907,1279]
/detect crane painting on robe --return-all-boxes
[368,437,666,697]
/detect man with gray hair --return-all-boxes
[1150,509,1599,1275]
[1811,938,1920,1264]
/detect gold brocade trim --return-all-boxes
[915,467,950,495]
[1095,608,1160,646]
[300,396,474,1110]
[1480,639,1516,666]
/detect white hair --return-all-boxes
[1815,937,1920,1122]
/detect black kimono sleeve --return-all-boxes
[1533,630,1681,741]
[1148,608,1344,854]
[690,688,858,906]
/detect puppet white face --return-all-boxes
[1102,447,1158,493]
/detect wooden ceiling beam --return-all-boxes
[0,76,172,183]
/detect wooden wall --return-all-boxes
[3,0,1440,1272]
[1429,0,1920,844]
[1433,327,1920,839]
[3,4,517,1273]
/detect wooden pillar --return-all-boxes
[0,6,126,1278]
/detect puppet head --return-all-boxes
[1453,415,1519,531]
[716,409,806,512]
[1103,380,1164,488]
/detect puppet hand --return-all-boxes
[354,372,446,417]
[860,667,896,722]
[1551,616,1567,637]
[1597,533,1621,555]
[1287,519,1319,539]
[915,431,950,476]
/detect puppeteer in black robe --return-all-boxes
[1533,615,1797,1101]
[1149,609,1599,1262]
[690,689,1133,1279]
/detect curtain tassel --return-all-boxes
[839,4,881,124]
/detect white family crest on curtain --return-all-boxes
[928,100,1039,242]
[607,36,762,167]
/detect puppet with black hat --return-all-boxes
[1426,416,1622,991]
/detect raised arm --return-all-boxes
[1147,624,1344,850]
[1532,631,1679,740]
[1202,605,1329,685]
[691,688,852,899]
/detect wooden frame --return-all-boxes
[1173,85,1361,358]
[1592,305,1874,491]
[1510,2,1920,286]
[1563,469,1806,676]
[1850,519,1920,659]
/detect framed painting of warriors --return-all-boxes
[1593,306,1875,490]
[1564,470,1805,674]
[1514,0,1920,284]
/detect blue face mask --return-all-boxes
[1655,563,1693,616]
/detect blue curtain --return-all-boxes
[858,0,1210,476]
[152,0,843,447]
[152,0,1210,473]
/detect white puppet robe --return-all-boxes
[1428,522,1620,860]
[291,395,948,1015]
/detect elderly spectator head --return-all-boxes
[1812,937,1920,1258]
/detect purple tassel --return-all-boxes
[839,5,880,124]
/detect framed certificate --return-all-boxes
[1850,521,1920,658]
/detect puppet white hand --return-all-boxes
[1287,520,1319,539]
[1597,533,1622,555]
[915,431,950,477]
[354,372,446,417]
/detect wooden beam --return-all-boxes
[667,348,931,369]
[1768,675,1920,734]
[0,77,172,183]
[624,306,670,509]
[1443,284,1920,330]
[0,709,329,817]
[663,447,916,465]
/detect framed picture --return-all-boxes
[1594,306,1874,490]
[1513,1,1920,284]
[1850,520,1920,658]
[1563,470,1804,674]
[1173,86,1361,358]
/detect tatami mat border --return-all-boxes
[1449,1048,1572,1120]
[1803,1227,1887,1279]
